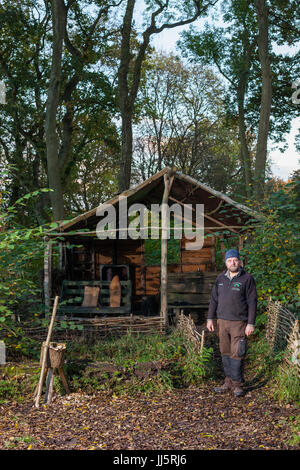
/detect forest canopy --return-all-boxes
[0,0,298,224]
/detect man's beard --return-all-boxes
[229,265,239,272]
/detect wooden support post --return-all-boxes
[34,296,59,408]
[239,235,244,267]
[58,241,63,271]
[45,368,54,404]
[113,212,119,265]
[160,170,174,331]
[33,367,48,399]
[211,235,216,271]
[180,238,183,273]
[140,239,146,297]
[220,239,226,264]
[91,245,96,280]
[58,239,67,273]
[45,366,70,404]
[58,367,70,394]
[44,238,53,316]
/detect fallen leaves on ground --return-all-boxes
[0,383,298,450]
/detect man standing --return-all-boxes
[207,248,257,397]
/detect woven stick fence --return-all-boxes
[176,311,205,353]
[18,315,165,344]
[265,299,300,376]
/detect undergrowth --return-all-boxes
[67,330,214,396]
[246,335,300,406]
[0,330,299,412]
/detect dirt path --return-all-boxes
[0,383,298,450]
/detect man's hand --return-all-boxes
[245,324,255,336]
[207,319,215,332]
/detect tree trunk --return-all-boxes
[117,0,209,192]
[237,81,252,198]
[254,0,272,200]
[117,0,135,192]
[118,109,134,191]
[45,0,67,221]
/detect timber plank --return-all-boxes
[168,293,210,304]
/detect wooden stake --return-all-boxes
[140,239,146,297]
[34,296,59,408]
[45,368,54,404]
[58,367,70,394]
[160,170,174,330]
[44,240,53,316]
[200,330,205,352]
[33,367,48,398]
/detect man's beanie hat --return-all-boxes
[225,249,240,261]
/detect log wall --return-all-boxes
[67,233,216,303]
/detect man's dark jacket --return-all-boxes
[207,268,257,325]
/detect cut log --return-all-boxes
[81,286,100,307]
[110,275,121,307]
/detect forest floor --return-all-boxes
[0,379,299,451]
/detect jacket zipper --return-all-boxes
[226,270,241,289]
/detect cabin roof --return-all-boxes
[48,167,261,236]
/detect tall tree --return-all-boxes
[117,0,218,192]
[45,0,68,221]
[133,51,241,194]
[253,0,272,199]
[0,0,120,224]
[179,1,257,198]
[0,0,51,223]
[179,0,300,201]
[45,0,118,221]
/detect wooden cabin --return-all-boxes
[45,168,258,335]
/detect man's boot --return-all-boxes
[231,381,244,397]
[214,355,232,393]
[230,358,245,397]
[214,376,232,393]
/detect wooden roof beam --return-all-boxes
[169,196,239,234]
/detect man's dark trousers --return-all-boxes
[217,319,247,391]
